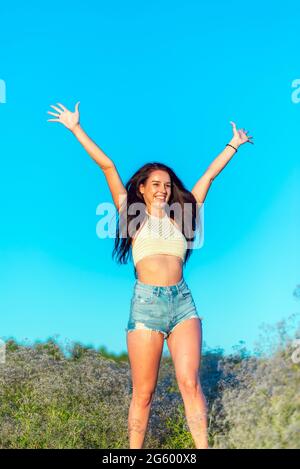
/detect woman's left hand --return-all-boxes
[230,121,254,146]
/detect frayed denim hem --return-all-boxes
[125,323,168,339]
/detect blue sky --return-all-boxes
[0,0,299,356]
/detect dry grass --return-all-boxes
[0,313,299,449]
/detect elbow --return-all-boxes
[207,172,215,183]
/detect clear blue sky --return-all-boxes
[0,0,299,356]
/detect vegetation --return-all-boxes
[1,304,299,448]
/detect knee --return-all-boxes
[178,376,201,394]
[132,388,155,407]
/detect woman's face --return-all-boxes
[139,170,172,211]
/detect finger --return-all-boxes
[230,121,238,134]
[75,101,80,113]
[47,111,60,117]
[56,102,67,111]
[47,118,60,122]
[50,104,63,113]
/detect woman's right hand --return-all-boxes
[47,101,80,132]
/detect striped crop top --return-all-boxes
[131,209,188,267]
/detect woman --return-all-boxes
[47,102,253,449]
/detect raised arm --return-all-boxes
[191,121,254,204]
[47,101,127,211]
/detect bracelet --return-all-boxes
[226,143,238,152]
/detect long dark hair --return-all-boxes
[112,162,202,278]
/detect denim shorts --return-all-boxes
[125,277,203,339]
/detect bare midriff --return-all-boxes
[134,253,183,286]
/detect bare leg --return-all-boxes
[180,376,208,449]
[167,318,208,449]
[127,329,165,448]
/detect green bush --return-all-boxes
[0,311,299,449]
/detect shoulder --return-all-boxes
[168,216,180,230]
[131,215,148,246]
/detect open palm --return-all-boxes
[47,101,80,131]
[230,121,254,145]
